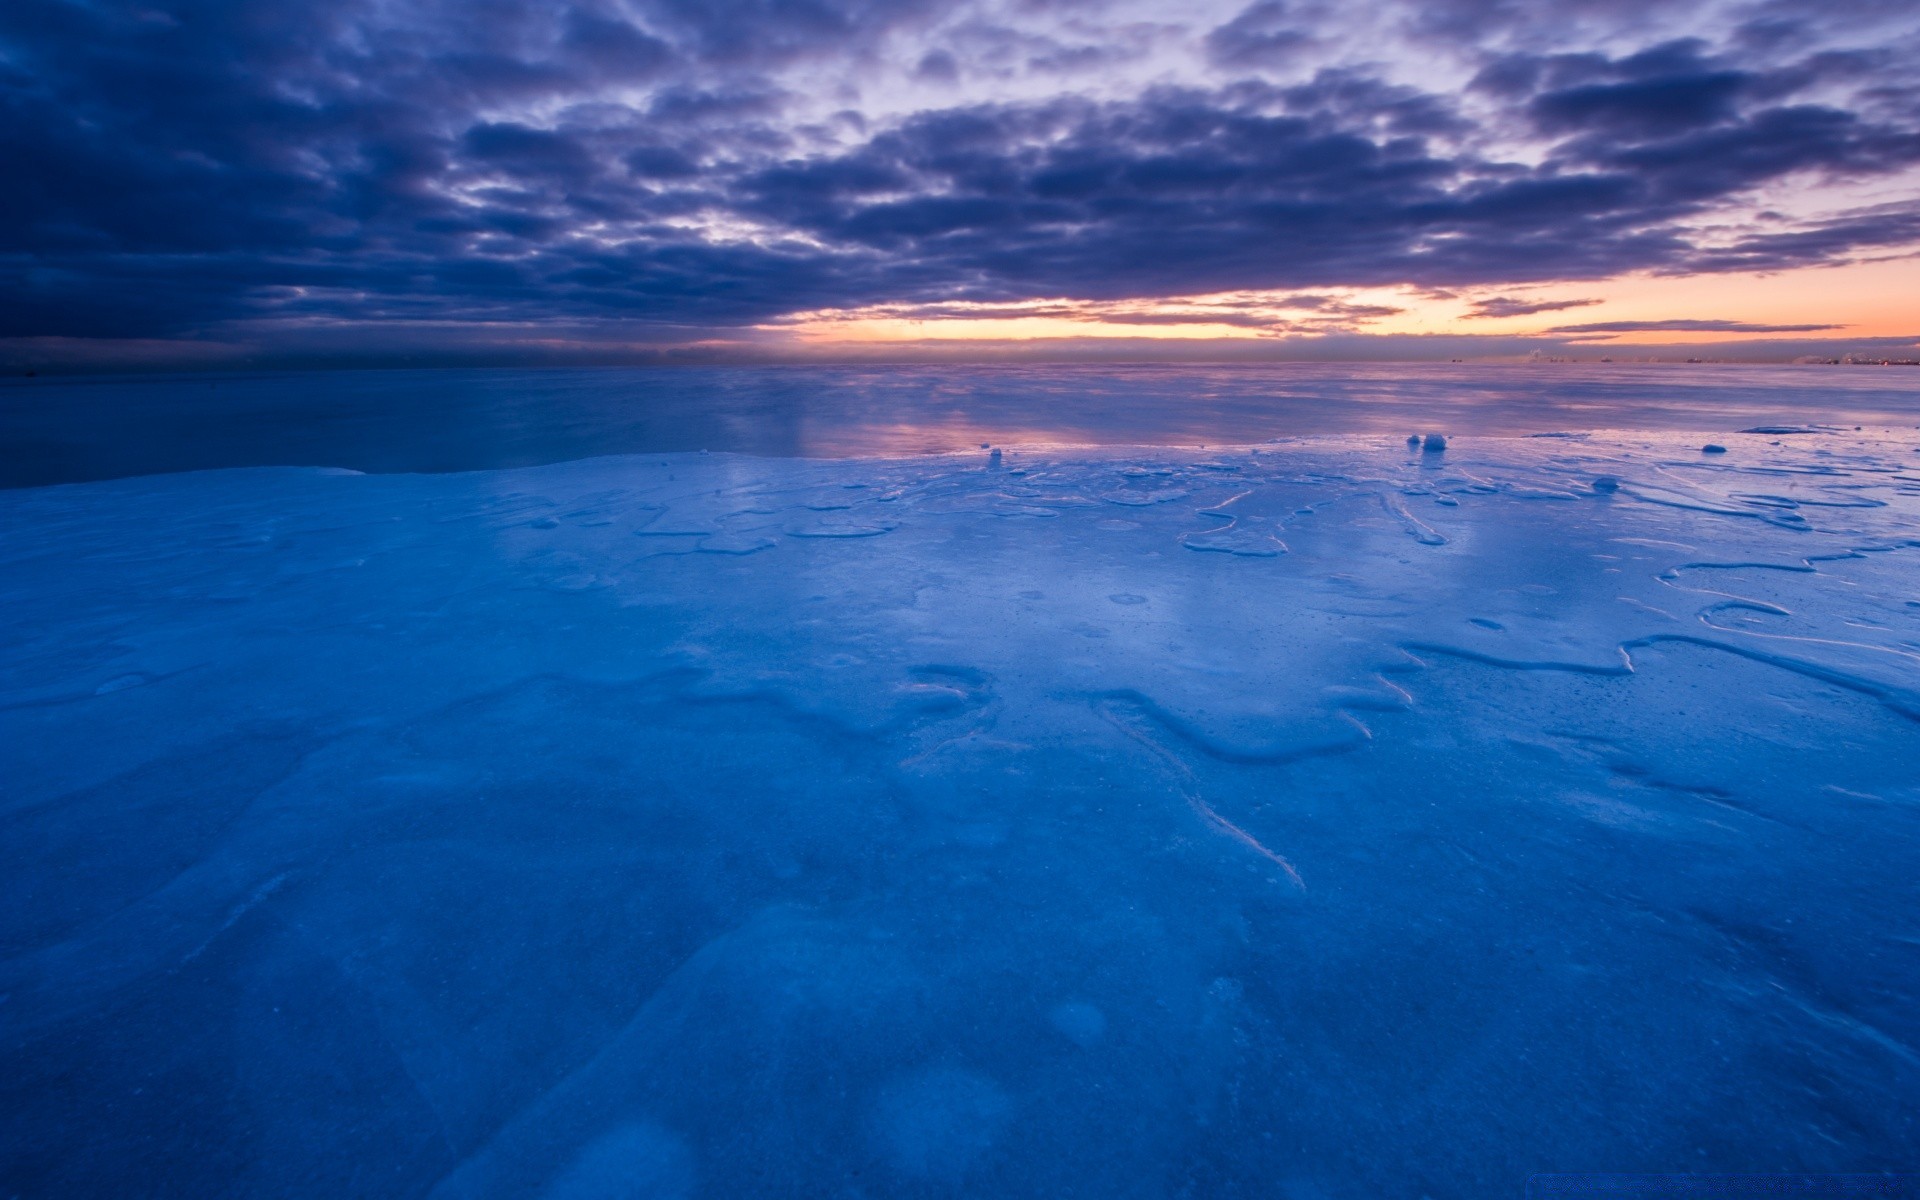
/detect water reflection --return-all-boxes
[5,362,1919,486]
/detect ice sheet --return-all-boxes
[3,426,1919,1197]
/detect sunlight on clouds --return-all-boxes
[8,0,1919,361]
[1449,257,1920,344]
[772,287,1435,342]
[771,258,1919,349]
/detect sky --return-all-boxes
[3,0,1919,367]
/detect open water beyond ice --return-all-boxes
[3,423,1919,1197]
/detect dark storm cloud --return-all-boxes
[2,0,1918,346]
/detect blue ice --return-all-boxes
[3,375,1920,1196]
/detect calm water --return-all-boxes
[6,362,1920,486]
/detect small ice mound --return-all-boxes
[1421,433,1447,453]
[1405,434,1421,448]
[988,448,1003,469]
[1591,476,1620,493]
[868,1067,1013,1184]
[541,1121,695,1200]
[1048,1000,1108,1048]
[1702,444,1727,454]
[1108,593,1148,606]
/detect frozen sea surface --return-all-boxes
[4,422,1920,1196]
[8,361,1920,486]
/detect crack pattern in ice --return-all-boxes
[4,426,1920,1197]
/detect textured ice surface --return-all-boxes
[4,426,1920,1197]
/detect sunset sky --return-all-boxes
[4,0,1918,366]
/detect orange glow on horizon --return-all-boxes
[761,254,1920,350]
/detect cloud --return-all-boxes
[1206,2,1318,70]
[1547,319,1845,333]
[1466,296,1601,318]
[914,48,961,82]
[1,0,1917,352]
[1531,69,1752,138]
